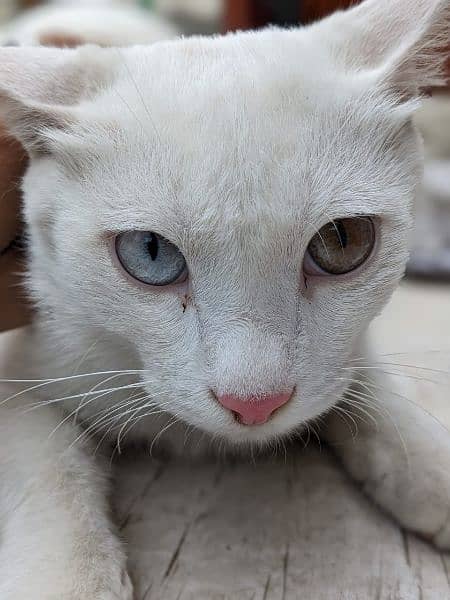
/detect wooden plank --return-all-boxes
[405,534,450,600]
[115,447,443,599]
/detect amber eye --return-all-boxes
[305,217,375,275]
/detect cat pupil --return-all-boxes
[147,234,159,261]
[335,221,348,249]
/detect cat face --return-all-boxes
[1,0,448,446]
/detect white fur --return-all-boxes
[0,0,449,597]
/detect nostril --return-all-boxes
[216,390,293,426]
[231,410,243,424]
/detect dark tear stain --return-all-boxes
[181,294,190,313]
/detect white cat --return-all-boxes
[0,0,449,598]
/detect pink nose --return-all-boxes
[216,391,292,426]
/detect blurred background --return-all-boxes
[1,0,449,282]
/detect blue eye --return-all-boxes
[115,231,187,286]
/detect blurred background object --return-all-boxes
[0,0,449,281]
[0,1,16,24]
[408,95,450,281]
[224,0,354,30]
[0,1,179,47]
[0,0,224,37]
[154,0,222,35]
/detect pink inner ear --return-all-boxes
[39,32,85,49]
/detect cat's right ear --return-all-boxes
[319,0,449,99]
[0,46,117,155]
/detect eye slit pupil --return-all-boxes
[115,230,187,287]
[147,234,159,261]
[335,221,348,249]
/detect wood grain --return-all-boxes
[115,447,450,599]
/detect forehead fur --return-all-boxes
[48,29,417,251]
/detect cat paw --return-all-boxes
[72,531,134,600]
[0,554,134,600]
[346,433,450,550]
[95,568,134,600]
[325,379,450,552]
[76,557,134,600]
[421,516,450,551]
[0,571,134,600]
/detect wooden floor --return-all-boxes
[114,282,450,600]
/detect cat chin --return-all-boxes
[119,404,316,461]
[122,423,306,462]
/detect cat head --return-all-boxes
[0,0,448,446]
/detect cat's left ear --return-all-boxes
[0,46,117,155]
[320,0,449,98]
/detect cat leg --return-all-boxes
[322,369,450,550]
[0,389,133,600]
